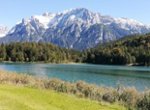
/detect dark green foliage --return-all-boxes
[83,34,150,66]
[0,43,6,61]
[0,42,81,63]
[0,34,149,66]
[136,92,150,110]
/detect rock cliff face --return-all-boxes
[1,8,150,50]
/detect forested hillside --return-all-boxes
[0,42,80,63]
[83,34,150,66]
[0,34,149,66]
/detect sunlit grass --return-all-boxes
[0,84,126,110]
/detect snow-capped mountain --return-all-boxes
[1,8,150,50]
[0,26,8,37]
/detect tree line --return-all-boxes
[0,42,80,63]
[0,33,149,66]
[82,34,150,66]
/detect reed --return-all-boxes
[0,70,149,110]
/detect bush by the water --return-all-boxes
[136,92,150,110]
[0,70,149,110]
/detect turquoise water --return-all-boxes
[0,63,150,91]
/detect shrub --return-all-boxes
[102,91,118,103]
[136,92,150,110]
[119,87,139,109]
[1,70,150,110]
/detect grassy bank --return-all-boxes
[0,70,149,110]
[0,84,126,110]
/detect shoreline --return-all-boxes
[0,70,149,110]
[0,61,149,67]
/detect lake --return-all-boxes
[0,63,150,91]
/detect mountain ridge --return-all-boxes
[1,8,150,50]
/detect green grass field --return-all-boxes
[0,84,127,110]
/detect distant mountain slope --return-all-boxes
[1,8,150,50]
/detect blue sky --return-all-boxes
[0,0,150,28]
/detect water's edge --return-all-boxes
[0,62,150,91]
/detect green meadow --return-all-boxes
[0,84,126,110]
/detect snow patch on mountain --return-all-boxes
[31,13,56,29]
[0,26,8,37]
[1,8,150,50]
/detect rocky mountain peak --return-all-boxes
[1,8,150,50]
